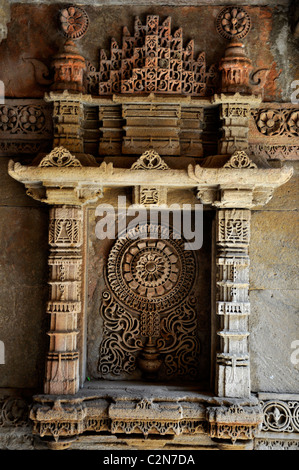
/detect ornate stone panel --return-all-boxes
[96,222,207,382]
[249,104,299,160]
[0,99,53,156]
[86,15,217,97]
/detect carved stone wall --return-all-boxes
[0,1,298,451]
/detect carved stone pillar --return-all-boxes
[52,99,84,154]
[215,208,251,398]
[212,95,261,156]
[44,205,83,395]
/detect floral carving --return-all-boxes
[216,7,251,40]
[252,108,299,137]
[99,224,201,380]
[131,150,170,170]
[249,144,299,161]
[0,106,17,132]
[59,6,89,40]
[19,106,46,132]
[223,150,257,169]
[0,103,51,135]
[287,111,299,135]
[255,110,281,136]
[261,400,299,433]
[39,147,82,168]
[106,224,196,313]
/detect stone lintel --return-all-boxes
[8,157,293,207]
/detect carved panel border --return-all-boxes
[0,99,53,156]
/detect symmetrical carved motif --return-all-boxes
[99,224,200,381]
[133,184,168,207]
[216,7,251,40]
[260,399,299,433]
[0,105,46,133]
[59,6,89,40]
[0,100,53,156]
[106,224,195,313]
[207,404,263,442]
[39,147,82,168]
[223,150,257,169]
[255,439,299,450]
[131,150,170,170]
[0,102,52,135]
[98,290,200,381]
[30,400,110,443]
[111,418,206,436]
[87,15,217,96]
[252,108,299,137]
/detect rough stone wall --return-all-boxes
[0,156,48,390]
[250,161,299,393]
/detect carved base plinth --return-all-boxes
[29,386,262,449]
[207,404,263,443]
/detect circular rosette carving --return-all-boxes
[107,224,196,313]
[263,401,292,432]
[256,109,281,136]
[19,106,46,133]
[0,106,18,132]
[216,7,251,40]
[59,6,89,40]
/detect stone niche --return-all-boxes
[87,205,213,386]
[4,6,299,451]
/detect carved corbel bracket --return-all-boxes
[8,147,111,206]
[188,150,293,209]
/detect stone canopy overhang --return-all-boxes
[8,148,293,208]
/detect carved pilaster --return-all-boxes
[52,100,84,154]
[218,102,251,155]
[44,206,83,395]
[212,94,262,156]
[215,209,251,398]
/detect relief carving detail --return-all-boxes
[98,223,201,381]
